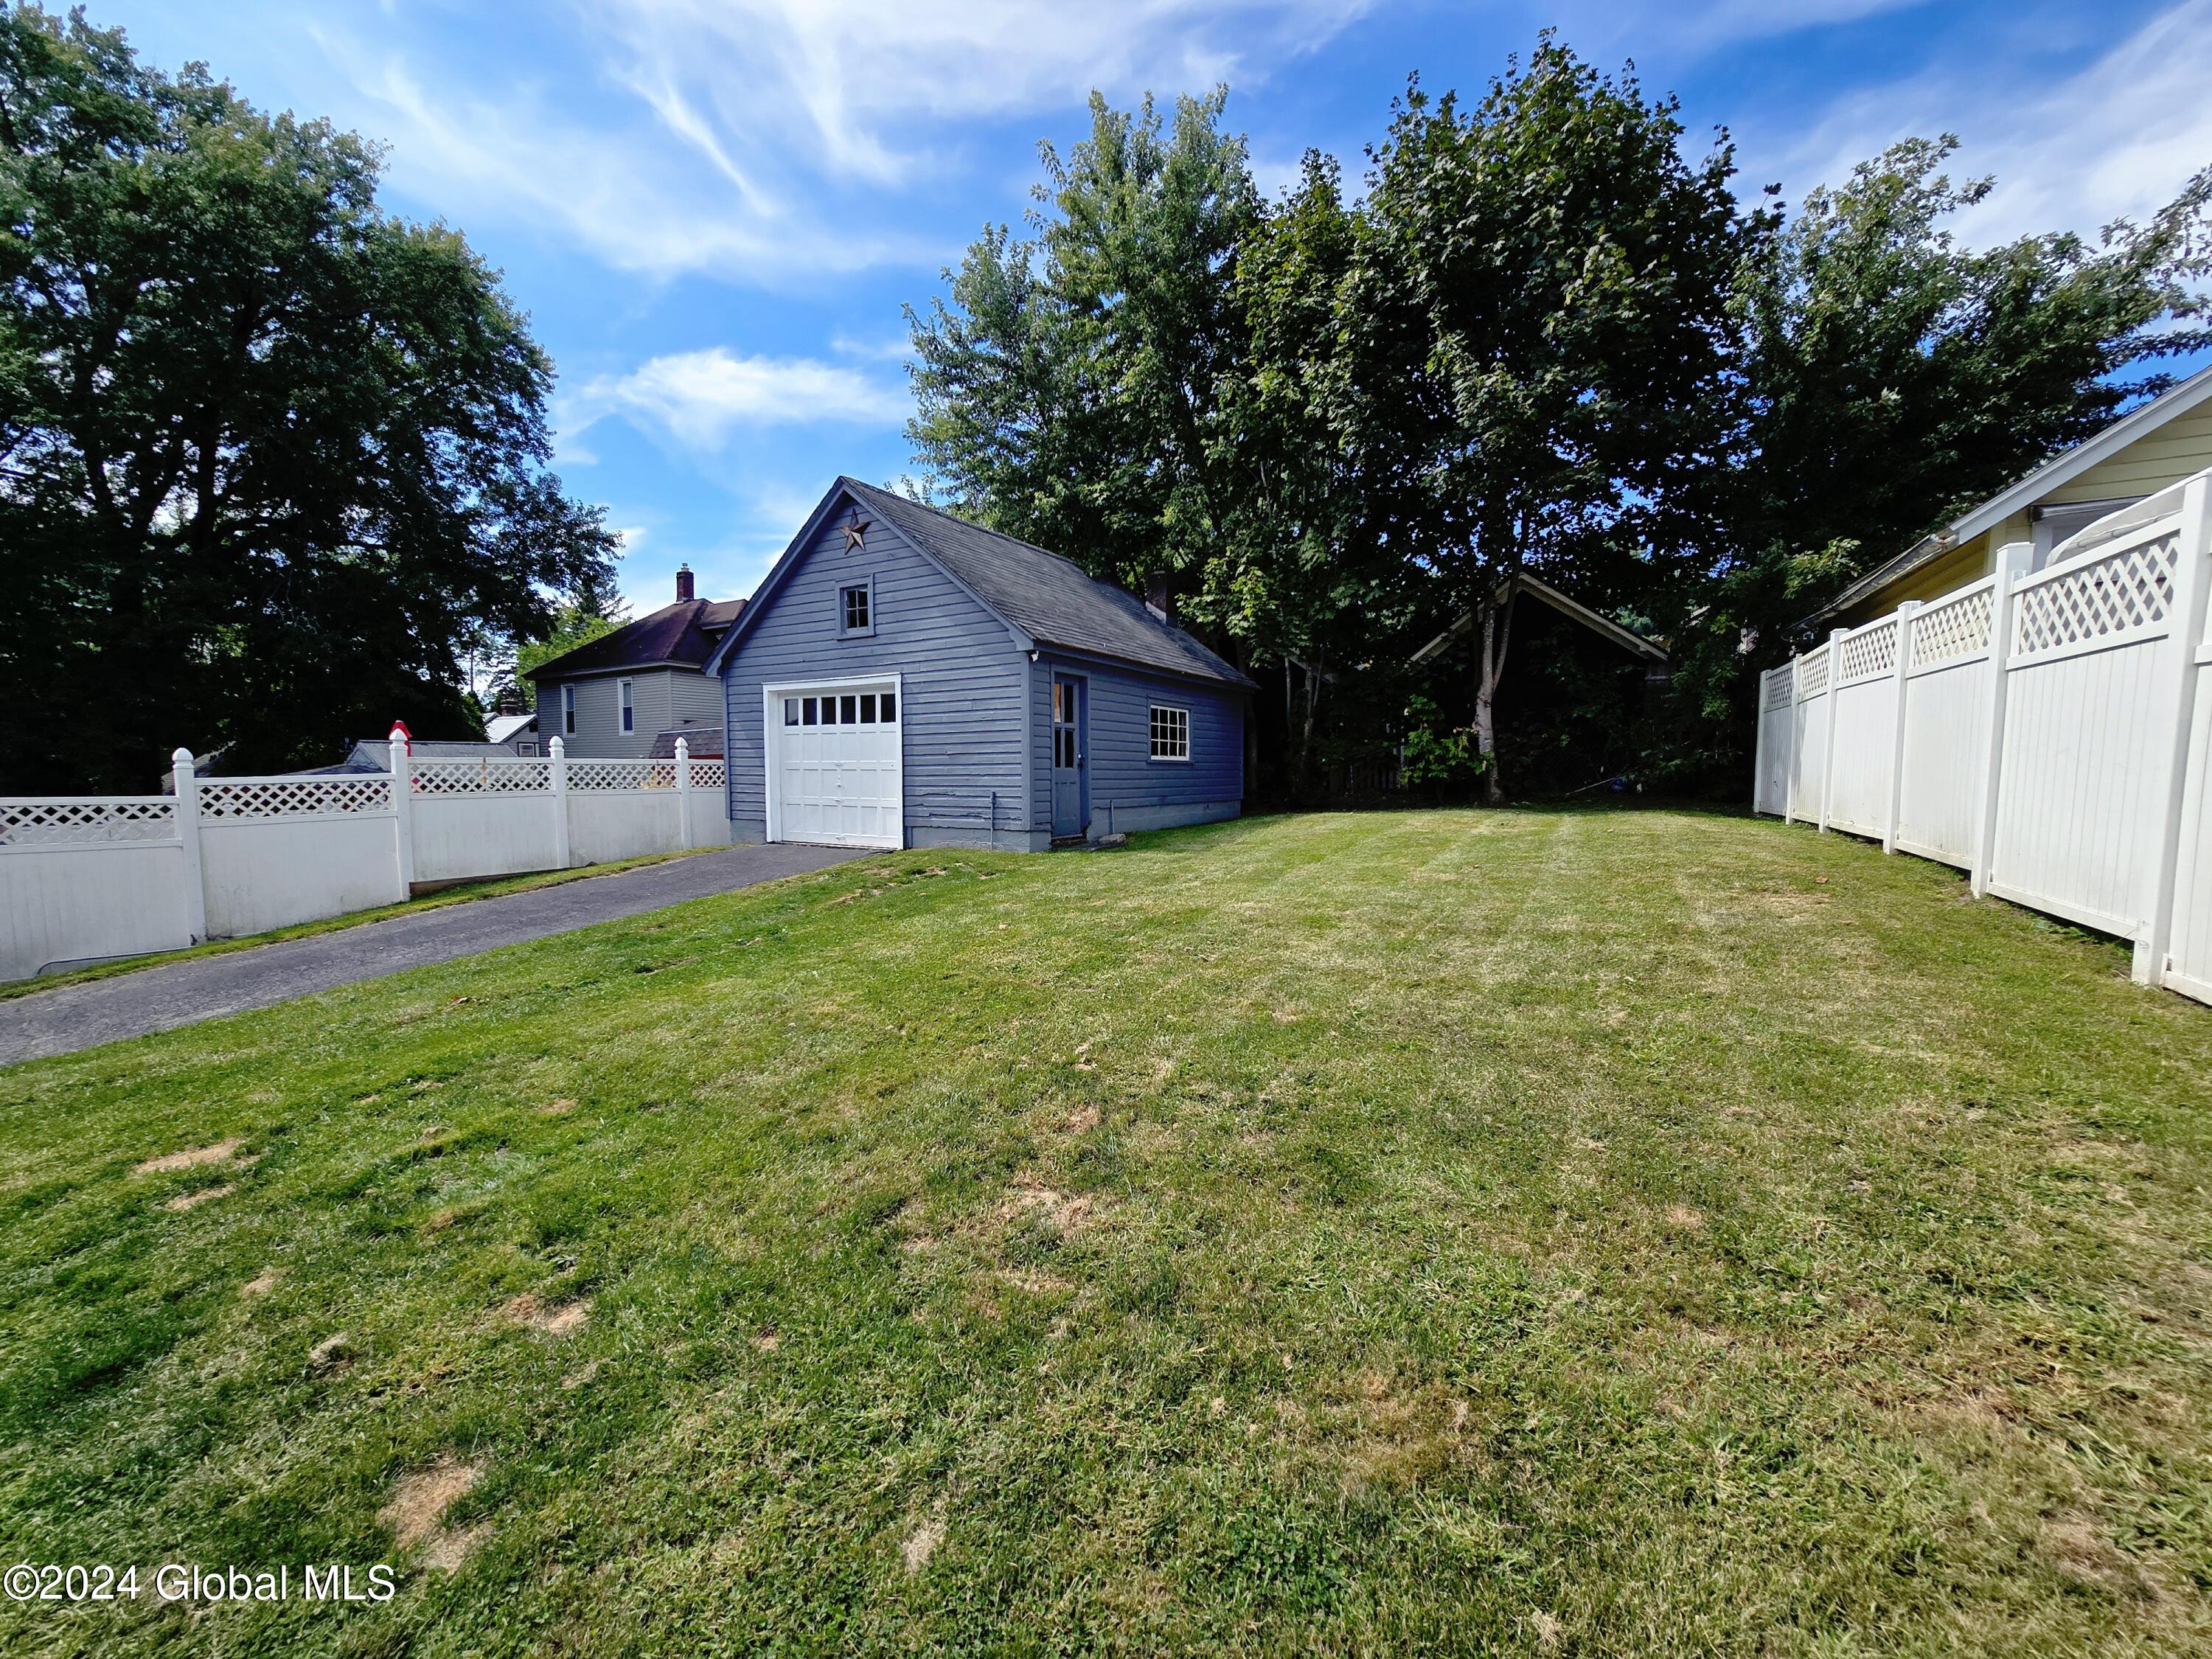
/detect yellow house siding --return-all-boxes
[1837,401,2212,624]
[2045,401,2212,504]
[1840,537,1992,626]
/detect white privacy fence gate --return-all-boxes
[1753,469,2212,1003]
[0,732,731,982]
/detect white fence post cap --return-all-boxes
[549,736,565,758]
[171,747,194,767]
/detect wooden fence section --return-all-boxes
[1754,469,2212,1003]
[0,732,731,982]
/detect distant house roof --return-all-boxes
[1813,360,2212,624]
[485,711,537,744]
[1409,573,1669,669]
[709,479,1254,689]
[647,725,724,759]
[292,738,526,776]
[526,597,745,681]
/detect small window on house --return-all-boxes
[880,692,897,723]
[785,698,799,726]
[619,678,635,734]
[802,697,818,725]
[561,684,575,735]
[1150,705,1190,761]
[859,693,877,722]
[823,696,840,726]
[841,582,872,634]
[837,693,854,723]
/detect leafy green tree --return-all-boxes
[1659,139,2212,792]
[0,5,615,790]
[1338,40,1766,802]
[1738,139,2209,612]
[907,87,1256,602]
[1214,152,1416,795]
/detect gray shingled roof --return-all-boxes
[841,479,1254,689]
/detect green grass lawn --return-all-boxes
[3,808,2209,1656]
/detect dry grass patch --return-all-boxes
[380,1456,487,1571]
[162,1183,234,1212]
[134,1139,239,1175]
[501,1292,591,1335]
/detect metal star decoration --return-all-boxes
[843,517,869,552]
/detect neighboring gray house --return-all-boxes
[525,566,743,757]
[704,478,1254,852]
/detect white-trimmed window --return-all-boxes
[619,678,634,734]
[561,684,575,735]
[1149,704,1190,761]
[840,580,873,636]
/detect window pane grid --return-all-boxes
[785,689,897,727]
[1149,705,1189,760]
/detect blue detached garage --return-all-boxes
[703,478,1254,851]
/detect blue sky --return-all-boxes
[94,0,2212,618]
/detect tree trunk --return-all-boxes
[1473,578,1519,806]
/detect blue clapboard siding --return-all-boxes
[722,509,1030,845]
[1027,653,1245,838]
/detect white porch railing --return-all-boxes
[1753,467,2212,1003]
[0,733,731,982]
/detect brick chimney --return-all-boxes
[675,563,695,602]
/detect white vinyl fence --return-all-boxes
[1753,469,2212,1003]
[0,732,730,981]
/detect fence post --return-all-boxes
[1883,602,1920,854]
[172,747,208,945]
[1784,659,1802,825]
[1818,630,1846,833]
[675,737,694,850]
[388,724,415,897]
[1972,543,2034,899]
[2134,476,2212,986]
[549,736,572,869]
[1751,669,1770,815]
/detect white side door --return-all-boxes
[764,678,903,849]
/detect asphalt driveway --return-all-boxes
[0,842,867,1066]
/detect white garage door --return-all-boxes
[764,678,903,849]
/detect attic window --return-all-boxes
[840,580,873,636]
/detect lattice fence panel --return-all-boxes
[411,759,552,796]
[2014,532,2180,658]
[199,777,393,821]
[687,761,727,790]
[1795,647,1829,698]
[0,797,177,846]
[1911,586,1993,667]
[566,759,678,792]
[1837,620,1898,682]
[1762,667,1795,711]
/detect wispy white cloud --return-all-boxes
[1754,0,2212,243]
[563,349,911,451]
[297,1,1377,287]
[830,329,917,362]
[584,0,1377,187]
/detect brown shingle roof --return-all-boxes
[525,597,744,680]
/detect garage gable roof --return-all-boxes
[708,478,1256,689]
